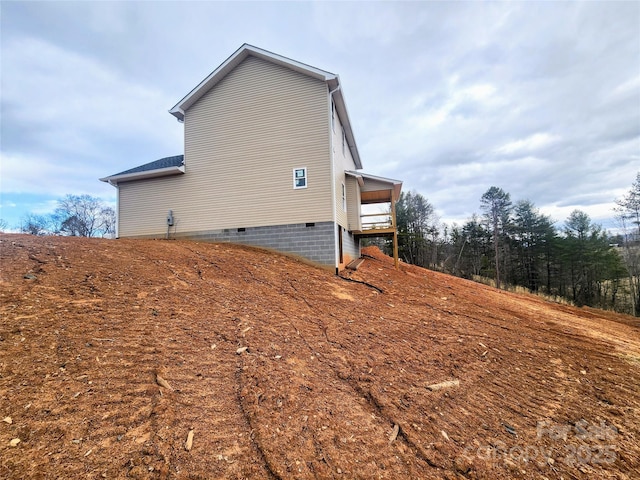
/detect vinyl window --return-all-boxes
[293,167,307,189]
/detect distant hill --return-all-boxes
[1,235,639,479]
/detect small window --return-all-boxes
[293,167,307,189]
[342,183,346,211]
[342,128,346,154]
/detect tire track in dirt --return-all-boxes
[352,251,640,478]
[285,283,448,475]
[235,276,441,478]
[0,238,277,479]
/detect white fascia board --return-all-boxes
[345,170,402,186]
[169,44,337,121]
[331,80,362,169]
[100,165,185,185]
[248,44,337,81]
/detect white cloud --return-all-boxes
[416,82,498,129]
[2,35,181,163]
[312,2,429,48]
[608,74,640,99]
[0,151,107,197]
[1,34,185,215]
[495,133,561,155]
[30,199,59,216]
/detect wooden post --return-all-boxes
[391,189,399,269]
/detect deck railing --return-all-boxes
[360,212,393,231]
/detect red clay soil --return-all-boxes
[1,234,639,480]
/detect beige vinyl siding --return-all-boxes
[118,175,187,236]
[345,175,361,231]
[331,104,358,229]
[184,56,332,231]
[119,55,332,237]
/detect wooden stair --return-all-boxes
[346,257,365,271]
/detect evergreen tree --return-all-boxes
[561,210,625,307]
[394,191,436,266]
[480,187,512,289]
[511,200,554,292]
[457,215,490,278]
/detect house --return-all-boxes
[100,44,402,272]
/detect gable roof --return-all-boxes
[100,155,184,185]
[169,44,362,169]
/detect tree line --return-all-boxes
[382,172,640,316]
[2,194,116,238]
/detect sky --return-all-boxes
[1,1,639,233]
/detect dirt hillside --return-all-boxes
[1,234,639,479]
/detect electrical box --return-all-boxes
[166,210,174,226]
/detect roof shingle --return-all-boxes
[111,155,184,176]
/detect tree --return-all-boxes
[615,172,640,236]
[20,214,51,236]
[0,218,7,232]
[539,215,560,294]
[52,194,114,237]
[511,200,555,292]
[615,172,640,315]
[480,186,512,289]
[563,210,593,304]
[561,210,625,308]
[100,206,117,238]
[393,191,437,267]
[458,215,490,277]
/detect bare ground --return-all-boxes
[0,234,639,479]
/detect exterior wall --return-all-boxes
[129,221,337,268]
[118,55,333,238]
[118,175,186,237]
[330,102,359,230]
[345,175,361,231]
[339,225,360,266]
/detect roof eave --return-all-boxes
[100,165,185,186]
[331,83,362,169]
[170,107,185,122]
[345,170,402,185]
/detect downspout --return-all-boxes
[329,84,341,274]
[115,184,119,238]
[107,179,120,239]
